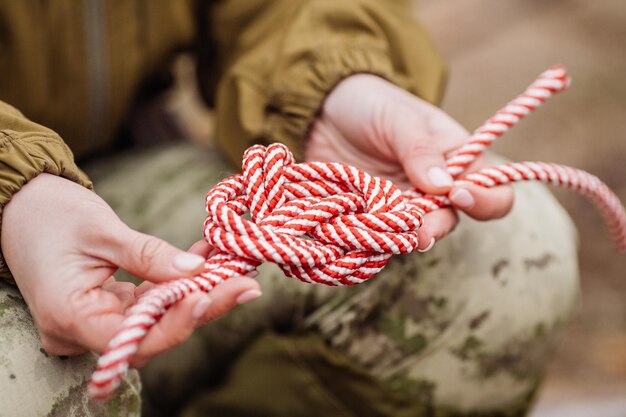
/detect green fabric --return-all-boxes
[180,331,430,417]
[180,332,540,417]
[209,0,446,163]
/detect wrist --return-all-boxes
[323,73,387,112]
[1,174,92,274]
[2,174,52,268]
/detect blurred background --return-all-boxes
[413,0,626,415]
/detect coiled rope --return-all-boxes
[89,65,626,400]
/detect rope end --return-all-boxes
[545,64,572,90]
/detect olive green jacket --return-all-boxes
[0,0,445,279]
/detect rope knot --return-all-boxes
[203,143,423,286]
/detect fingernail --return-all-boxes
[418,237,436,253]
[236,289,262,305]
[450,189,475,209]
[173,253,205,272]
[192,296,212,320]
[427,167,454,188]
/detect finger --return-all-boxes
[101,279,136,310]
[108,227,206,283]
[68,289,127,354]
[130,292,205,367]
[450,183,514,221]
[187,240,212,258]
[132,277,261,366]
[194,277,261,324]
[135,281,156,298]
[449,155,515,221]
[399,140,452,195]
[393,108,466,195]
[102,276,116,285]
[417,208,459,251]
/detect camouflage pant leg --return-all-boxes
[0,281,141,417]
[87,144,579,416]
[303,180,579,415]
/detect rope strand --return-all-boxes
[88,66,626,400]
[446,64,571,178]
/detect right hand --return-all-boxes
[309,74,514,250]
[1,173,261,367]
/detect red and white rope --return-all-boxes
[446,65,571,177]
[88,66,626,400]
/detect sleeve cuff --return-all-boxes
[0,132,93,282]
[261,46,407,161]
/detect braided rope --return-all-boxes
[446,65,571,177]
[88,66,626,400]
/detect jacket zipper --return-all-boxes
[84,0,108,146]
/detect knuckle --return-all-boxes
[132,235,166,276]
[475,188,515,220]
[144,320,188,356]
[201,306,225,323]
[405,140,441,162]
[157,324,189,352]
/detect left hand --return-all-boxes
[307,74,514,250]
[1,174,261,367]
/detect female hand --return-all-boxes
[1,173,261,367]
[307,74,514,250]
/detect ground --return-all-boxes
[414,0,626,414]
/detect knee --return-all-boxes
[0,283,141,416]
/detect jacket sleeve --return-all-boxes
[0,101,92,281]
[205,0,446,165]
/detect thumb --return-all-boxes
[109,227,206,282]
[394,104,468,194]
[399,138,453,195]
